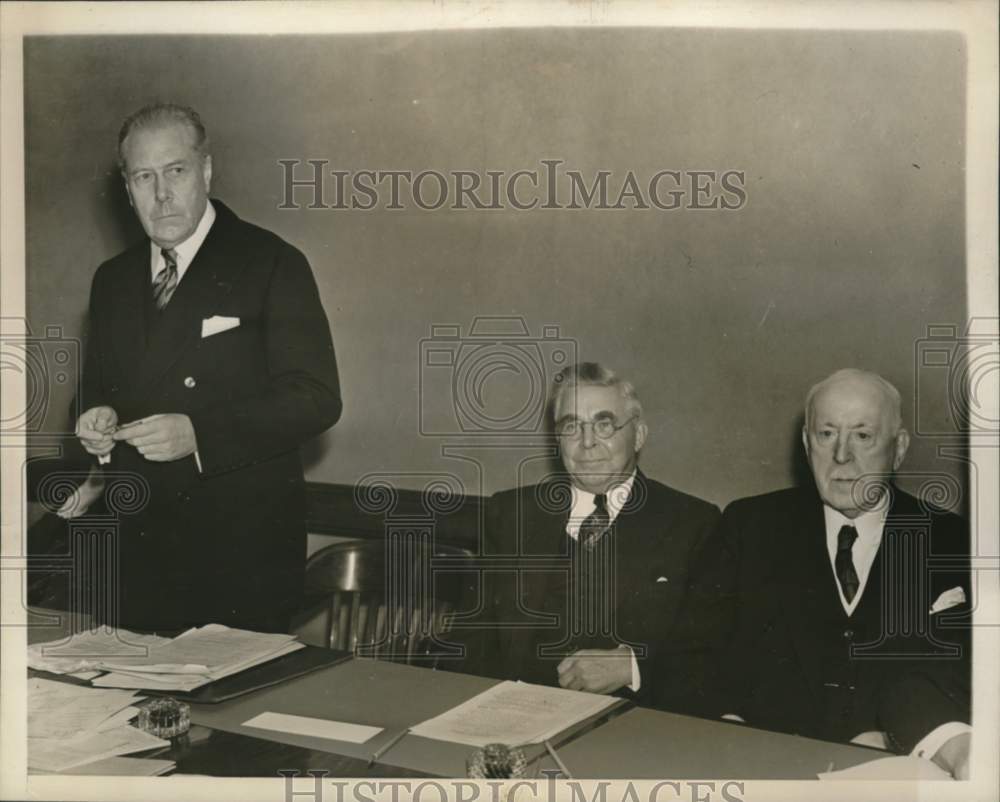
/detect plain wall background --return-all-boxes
[24,29,968,510]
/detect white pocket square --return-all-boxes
[201,315,240,338]
[655,576,669,584]
[929,586,966,614]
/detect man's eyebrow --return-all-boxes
[128,159,187,176]
[557,409,619,423]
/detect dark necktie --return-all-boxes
[152,248,179,310]
[579,494,611,550]
[836,524,860,603]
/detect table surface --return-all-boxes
[27,610,883,779]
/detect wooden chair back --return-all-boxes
[303,538,471,665]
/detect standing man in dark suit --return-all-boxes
[710,369,971,777]
[465,362,720,706]
[74,103,342,633]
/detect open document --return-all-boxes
[408,680,619,747]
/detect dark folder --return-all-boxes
[146,645,353,704]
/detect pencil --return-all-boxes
[368,728,409,768]
[544,739,573,779]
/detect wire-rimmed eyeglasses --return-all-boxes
[555,415,638,439]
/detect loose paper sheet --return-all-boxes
[408,680,617,747]
[28,725,170,773]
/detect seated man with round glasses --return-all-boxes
[463,362,721,709]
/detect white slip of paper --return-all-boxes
[407,680,618,747]
[243,712,383,744]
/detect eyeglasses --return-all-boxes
[556,415,638,440]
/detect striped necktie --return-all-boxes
[152,248,179,310]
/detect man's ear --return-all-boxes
[202,154,213,192]
[801,426,810,457]
[634,419,648,453]
[123,174,134,209]
[892,428,911,471]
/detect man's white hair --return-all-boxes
[804,368,903,433]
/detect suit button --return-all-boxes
[843,629,854,639]
[110,384,119,393]
[183,376,196,388]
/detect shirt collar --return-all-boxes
[149,200,216,282]
[823,493,889,550]
[566,470,637,538]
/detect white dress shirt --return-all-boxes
[565,471,641,691]
[823,501,887,616]
[148,200,216,284]
[822,495,970,764]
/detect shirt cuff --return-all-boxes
[193,450,203,474]
[911,721,972,761]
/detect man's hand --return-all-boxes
[931,731,970,780]
[557,648,632,694]
[56,465,106,519]
[76,406,118,457]
[113,414,197,462]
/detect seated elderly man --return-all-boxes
[461,362,720,707]
[705,369,972,777]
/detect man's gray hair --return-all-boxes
[117,103,209,173]
[804,368,903,433]
[550,362,644,420]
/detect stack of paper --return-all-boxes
[408,680,619,747]
[90,624,305,692]
[29,629,171,676]
[27,677,171,773]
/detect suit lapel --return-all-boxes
[519,478,573,615]
[125,202,242,400]
[109,244,152,388]
[782,489,842,688]
[614,470,676,580]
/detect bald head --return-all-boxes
[801,369,910,518]
[804,369,903,435]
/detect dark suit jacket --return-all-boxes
[709,485,971,751]
[460,471,720,706]
[78,200,341,631]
